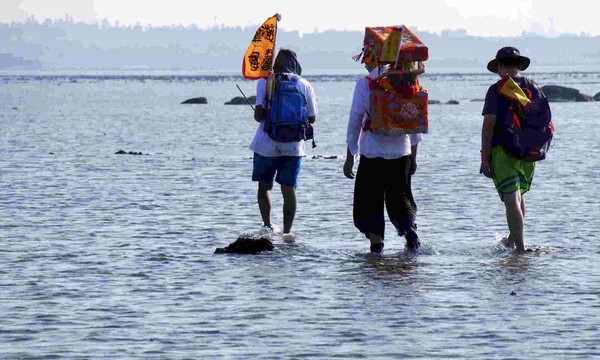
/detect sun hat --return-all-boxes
[487,46,530,73]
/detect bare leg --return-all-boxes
[257,181,273,227]
[281,185,296,234]
[367,232,384,253]
[504,190,525,252]
[368,232,383,244]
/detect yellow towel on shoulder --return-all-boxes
[499,76,531,107]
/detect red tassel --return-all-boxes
[513,113,521,131]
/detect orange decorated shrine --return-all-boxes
[360,25,429,135]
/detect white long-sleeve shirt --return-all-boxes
[346,67,422,159]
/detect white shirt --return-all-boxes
[346,67,423,159]
[249,75,318,157]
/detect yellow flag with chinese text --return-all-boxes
[242,14,279,80]
[499,76,531,107]
[379,27,402,63]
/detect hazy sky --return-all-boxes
[2,0,598,37]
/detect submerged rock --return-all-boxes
[225,95,256,105]
[115,150,145,155]
[312,155,338,159]
[541,85,592,102]
[181,97,208,104]
[215,235,274,254]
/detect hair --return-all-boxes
[498,57,522,68]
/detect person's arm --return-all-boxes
[411,143,418,161]
[344,78,367,179]
[346,79,367,155]
[343,146,355,179]
[410,143,418,175]
[480,84,497,178]
[409,133,422,175]
[254,78,267,123]
[344,110,364,179]
[304,81,318,124]
[480,114,496,177]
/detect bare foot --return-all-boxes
[501,236,516,249]
[282,233,296,244]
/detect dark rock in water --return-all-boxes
[428,99,459,105]
[181,97,207,104]
[541,85,592,102]
[225,95,256,105]
[510,291,517,296]
[215,235,274,254]
[312,155,338,160]
[115,149,145,155]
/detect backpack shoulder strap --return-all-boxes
[276,73,301,83]
[523,77,545,99]
[288,74,300,83]
[365,76,379,90]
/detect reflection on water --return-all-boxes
[365,253,418,276]
[492,252,533,275]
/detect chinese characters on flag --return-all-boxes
[242,14,280,80]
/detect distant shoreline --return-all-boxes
[1,67,599,78]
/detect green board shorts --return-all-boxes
[491,146,536,199]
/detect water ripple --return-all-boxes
[1,75,599,359]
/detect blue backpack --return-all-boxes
[264,73,308,142]
[498,78,554,162]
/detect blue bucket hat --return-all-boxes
[487,46,530,73]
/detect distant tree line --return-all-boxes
[1,18,600,71]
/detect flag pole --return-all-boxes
[267,14,281,100]
[235,84,255,111]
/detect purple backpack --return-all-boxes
[499,78,554,162]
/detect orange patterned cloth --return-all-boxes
[365,77,428,135]
[358,25,429,65]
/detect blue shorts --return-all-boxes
[252,153,302,188]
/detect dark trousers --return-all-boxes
[353,155,417,240]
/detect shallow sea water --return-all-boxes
[1,71,599,358]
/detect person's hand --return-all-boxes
[409,157,417,176]
[343,157,355,179]
[480,160,493,178]
[253,105,264,123]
